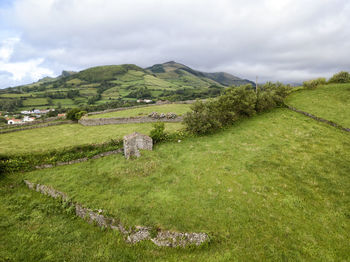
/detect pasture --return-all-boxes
[87,103,191,118]
[285,83,350,127]
[18,108,350,261]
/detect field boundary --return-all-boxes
[86,100,195,116]
[0,120,75,134]
[35,149,123,169]
[79,116,183,126]
[286,105,350,132]
[23,180,209,248]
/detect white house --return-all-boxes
[7,119,23,125]
[23,116,35,122]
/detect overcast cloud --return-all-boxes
[0,0,349,88]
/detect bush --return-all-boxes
[218,85,257,118]
[0,139,123,174]
[303,78,327,89]
[75,111,87,120]
[0,116,7,124]
[150,122,167,143]
[183,100,224,135]
[328,71,350,83]
[255,90,276,113]
[66,108,86,121]
[184,83,290,135]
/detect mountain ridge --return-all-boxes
[0,61,254,112]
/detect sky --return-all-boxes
[0,0,349,88]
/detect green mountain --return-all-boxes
[146,61,254,87]
[0,62,253,112]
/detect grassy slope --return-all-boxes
[1,63,236,111]
[0,123,183,155]
[88,104,191,118]
[22,108,350,261]
[285,83,350,127]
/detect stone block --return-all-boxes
[123,132,153,159]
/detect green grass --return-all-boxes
[1,174,203,262]
[21,108,350,261]
[88,104,191,118]
[52,98,75,106]
[0,122,183,155]
[22,98,48,106]
[285,83,350,127]
[0,93,32,98]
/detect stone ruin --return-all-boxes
[123,132,153,159]
[148,112,177,119]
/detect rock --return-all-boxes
[166,112,177,119]
[123,132,153,159]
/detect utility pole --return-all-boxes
[255,76,258,94]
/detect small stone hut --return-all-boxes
[123,132,153,159]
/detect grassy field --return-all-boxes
[22,98,48,106]
[88,104,191,118]
[285,83,350,127]
[15,108,350,261]
[0,122,183,155]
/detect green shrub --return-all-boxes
[328,71,350,83]
[0,139,122,174]
[66,108,86,121]
[150,122,167,143]
[75,111,87,120]
[218,85,257,118]
[183,100,224,135]
[0,116,7,124]
[303,78,327,89]
[255,90,276,113]
[184,83,290,135]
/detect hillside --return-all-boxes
[0,62,253,113]
[146,61,254,87]
[1,81,349,260]
[285,83,350,128]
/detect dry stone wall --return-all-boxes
[35,149,123,169]
[0,121,75,134]
[79,116,183,126]
[23,180,209,247]
[86,100,195,116]
[287,105,350,132]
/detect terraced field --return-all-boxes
[87,103,191,118]
[285,83,350,127]
[0,122,183,155]
[1,85,349,261]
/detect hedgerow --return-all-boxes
[183,83,291,135]
[0,139,122,175]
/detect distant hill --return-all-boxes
[146,61,254,87]
[0,62,253,112]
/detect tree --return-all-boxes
[47,98,54,106]
[328,71,350,83]
[66,108,86,121]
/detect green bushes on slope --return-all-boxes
[328,71,350,83]
[303,78,327,89]
[184,83,290,134]
[0,139,122,175]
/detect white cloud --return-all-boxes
[0,37,19,62]
[0,37,54,87]
[0,0,349,88]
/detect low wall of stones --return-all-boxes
[0,120,75,134]
[86,100,196,116]
[0,116,65,130]
[23,180,209,247]
[35,149,123,169]
[79,116,183,126]
[286,105,350,132]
